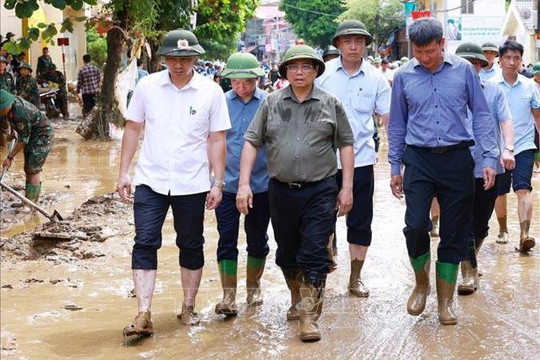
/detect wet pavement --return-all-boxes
[1,122,539,359]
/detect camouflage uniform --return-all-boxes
[16,74,40,107]
[39,69,69,118]
[36,55,52,76]
[6,97,54,174]
[0,68,16,146]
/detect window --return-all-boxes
[461,0,474,14]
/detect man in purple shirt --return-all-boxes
[388,18,498,325]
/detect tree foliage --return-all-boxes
[339,0,404,46]
[279,0,345,48]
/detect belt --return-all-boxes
[273,177,332,190]
[409,140,474,154]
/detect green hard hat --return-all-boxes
[332,20,373,47]
[0,56,8,64]
[322,45,340,59]
[399,56,409,65]
[0,89,16,110]
[278,45,326,79]
[373,57,382,63]
[17,62,32,71]
[47,63,57,70]
[456,42,488,67]
[481,42,499,55]
[532,62,540,75]
[221,52,264,79]
[157,29,205,57]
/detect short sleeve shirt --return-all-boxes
[244,85,354,183]
[127,70,231,195]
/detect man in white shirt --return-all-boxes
[380,58,394,87]
[479,42,501,81]
[318,20,391,299]
[117,30,230,337]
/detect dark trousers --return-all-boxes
[215,191,270,262]
[336,165,374,246]
[402,146,475,264]
[464,176,499,266]
[82,93,97,115]
[132,185,206,270]
[269,177,337,281]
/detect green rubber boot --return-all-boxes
[436,262,459,325]
[215,260,238,316]
[246,256,266,306]
[407,251,430,315]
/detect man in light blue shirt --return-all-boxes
[492,40,540,252]
[214,53,270,317]
[479,42,501,81]
[318,20,391,299]
[388,18,498,325]
[454,43,515,295]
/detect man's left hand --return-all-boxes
[482,167,496,190]
[206,186,222,210]
[500,149,515,170]
[335,188,353,217]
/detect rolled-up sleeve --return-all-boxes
[388,72,408,175]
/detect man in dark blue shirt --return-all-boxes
[388,18,498,325]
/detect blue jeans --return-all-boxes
[215,191,270,262]
[132,185,206,270]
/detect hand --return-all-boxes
[500,149,515,170]
[116,173,133,202]
[2,157,12,169]
[482,167,496,190]
[335,188,353,217]
[236,184,253,215]
[8,130,17,141]
[206,186,223,210]
[390,175,403,199]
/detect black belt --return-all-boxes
[272,177,333,190]
[408,140,474,154]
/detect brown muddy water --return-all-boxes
[1,122,539,359]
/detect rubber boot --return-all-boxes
[517,220,535,253]
[15,182,41,211]
[327,233,337,273]
[436,262,458,325]
[123,311,154,336]
[283,268,302,321]
[458,238,479,295]
[215,260,238,316]
[476,238,484,277]
[348,260,369,297]
[299,276,325,342]
[407,252,430,315]
[246,256,265,306]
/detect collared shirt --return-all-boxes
[16,75,40,107]
[388,53,498,176]
[36,55,52,76]
[318,57,390,168]
[7,97,53,146]
[469,80,511,177]
[245,85,354,183]
[127,70,231,196]
[380,68,394,86]
[479,64,501,81]
[225,87,269,194]
[77,64,101,95]
[492,74,540,155]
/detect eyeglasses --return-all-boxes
[286,64,314,72]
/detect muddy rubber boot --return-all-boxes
[215,260,238,316]
[327,233,337,272]
[436,262,458,325]
[16,182,41,211]
[283,268,302,321]
[517,220,535,253]
[475,238,484,277]
[299,278,325,342]
[457,261,478,295]
[407,252,430,316]
[123,311,154,336]
[177,302,200,326]
[348,260,369,297]
[246,256,265,306]
[430,216,439,237]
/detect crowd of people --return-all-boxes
[1,17,538,344]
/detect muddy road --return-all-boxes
[1,120,539,359]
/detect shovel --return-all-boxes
[0,138,17,182]
[0,181,64,221]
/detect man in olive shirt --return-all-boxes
[237,45,355,342]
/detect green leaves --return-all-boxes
[28,27,40,41]
[51,0,67,9]
[14,1,39,18]
[60,18,74,33]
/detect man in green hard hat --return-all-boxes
[213,52,270,317]
[118,29,230,337]
[479,41,501,81]
[38,63,69,119]
[0,89,54,205]
[237,44,355,342]
[322,45,340,63]
[454,42,514,295]
[16,62,39,107]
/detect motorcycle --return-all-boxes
[39,87,60,119]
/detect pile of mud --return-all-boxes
[0,192,133,263]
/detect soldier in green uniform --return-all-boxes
[0,89,54,203]
[16,63,40,107]
[36,47,52,77]
[38,63,69,119]
[0,55,16,146]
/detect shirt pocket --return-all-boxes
[352,91,376,114]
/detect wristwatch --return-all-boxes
[504,146,514,152]
[212,180,225,189]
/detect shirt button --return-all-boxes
[434,89,437,91]
[436,121,439,124]
[296,137,300,141]
[435,105,438,108]
[438,137,441,140]
[295,155,299,159]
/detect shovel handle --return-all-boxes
[0,181,59,220]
